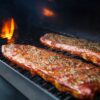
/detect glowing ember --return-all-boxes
[0,18,15,43]
[43,8,55,17]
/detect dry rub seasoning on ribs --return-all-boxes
[2,44,100,100]
[40,33,100,66]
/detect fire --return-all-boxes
[43,8,55,17]
[0,18,15,43]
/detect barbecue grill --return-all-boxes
[0,0,100,100]
[0,28,77,100]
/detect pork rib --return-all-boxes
[40,33,100,66]
[2,44,100,100]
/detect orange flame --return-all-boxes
[1,18,15,43]
[43,8,55,17]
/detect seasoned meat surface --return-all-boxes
[2,44,100,100]
[40,33,100,66]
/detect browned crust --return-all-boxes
[40,33,100,66]
[2,44,100,100]
[2,45,36,76]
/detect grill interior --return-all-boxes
[0,27,99,100]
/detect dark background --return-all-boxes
[0,0,100,41]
